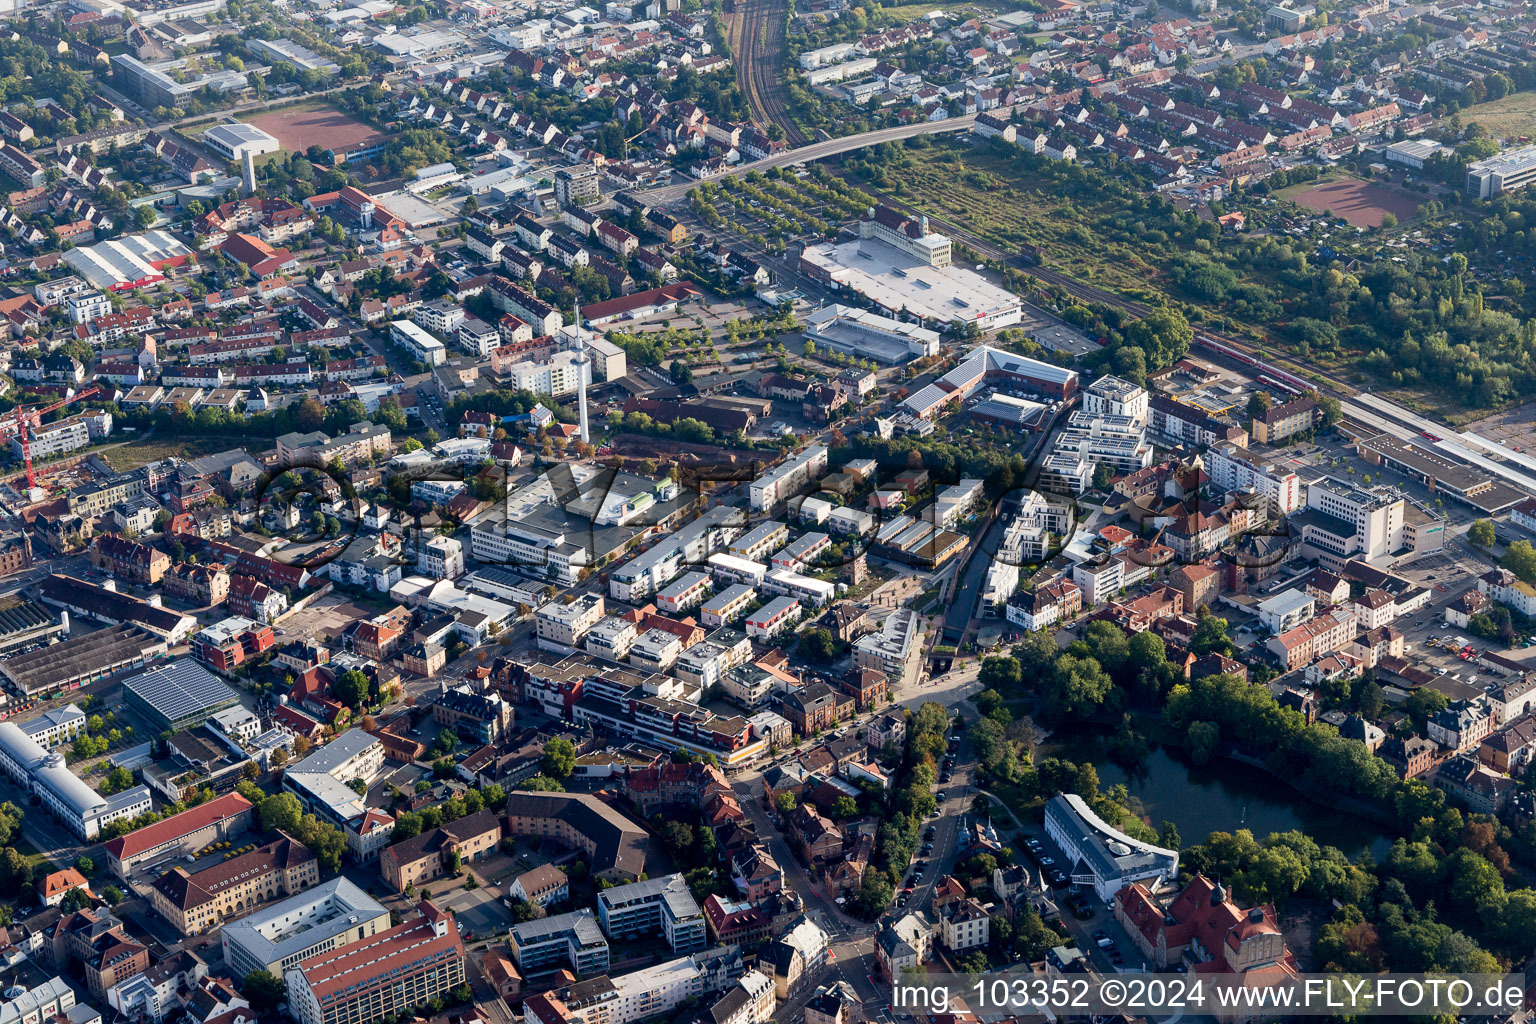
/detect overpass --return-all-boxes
[639,113,980,205]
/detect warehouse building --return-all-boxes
[62,231,193,291]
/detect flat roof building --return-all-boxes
[0,722,151,840]
[122,659,241,734]
[202,123,281,161]
[1467,143,1536,198]
[1043,793,1178,902]
[803,304,941,365]
[222,877,392,978]
[800,238,1022,330]
[510,909,610,976]
[286,901,465,1024]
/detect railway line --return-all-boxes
[732,0,808,145]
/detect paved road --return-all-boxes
[641,116,980,204]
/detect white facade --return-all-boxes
[610,958,704,1024]
[390,319,447,366]
[1205,442,1302,515]
[423,535,464,580]
[750,447,829,511]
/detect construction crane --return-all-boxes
[13,384,102,491]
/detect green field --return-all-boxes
[100,436,258,472]
[1461,91,1536,140]
[866,142,1161,294]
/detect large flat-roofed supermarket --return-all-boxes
[799,205,1021,329]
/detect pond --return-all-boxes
[1046,730,1394,861]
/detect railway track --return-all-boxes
[732,0,808,145]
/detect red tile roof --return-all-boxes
[103,792,253,861]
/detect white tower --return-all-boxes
[241,149,258,196]
[574,299,591,445]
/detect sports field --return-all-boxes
[246,101,384,156]
[1279,175,1420,228]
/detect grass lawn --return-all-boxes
[1461,91,1536,140]
[863,141,1162,294]
[15,838,58,875]
[1273,169,1345,201]
[100,436,261,472]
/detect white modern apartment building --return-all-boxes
[536,593,606,648]
[13,417,93,460]
[853,608,921,677]
[750,447,829,511]
[596,874,707,953]
[1040,412,1153,494]
[1082,374,1148,424]
[1205,442,1302,514]
[730,521,789,561]
[498,350,590,398]
[701,584,756,627]
[1257,588,1316,634]
[1300,477,1404,562]
[982,491,1072,611]
[390,320,446,366]
[610,958,705,1024]
[585,616,639,661]
[422,535,464,580]
[656,571,711,615]
[745,596,800,639]
[609,506,743,602]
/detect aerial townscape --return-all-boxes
[1,0,1536,1018]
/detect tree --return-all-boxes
[832,795,859,819]
[75,855,94,876]
[243,971,285,1012]
[856,867,894,917]
[1468,519,1496,547]
[977,655,1022,691]
[1092,461,1115,491]
[800,628,838,662]
[1190,614,1232,656]
[1247,391,1272,420]
[391,812,423,843]
[102,885,123,906]
[1187,720,1220,765]
[1502,539,1536,584]
[258,793,304,834]
[775,791,797,815]
[1083,621,1130,673]
[541,737,577,779]
[333,669,369,710]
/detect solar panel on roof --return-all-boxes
[123,659,238,720]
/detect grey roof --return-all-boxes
[596,872,700,919]
[220,877,385,967]
[1044,793,1177,882]
[122,659,238,723]
[511,908,606,947]
[287,728,378,775]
